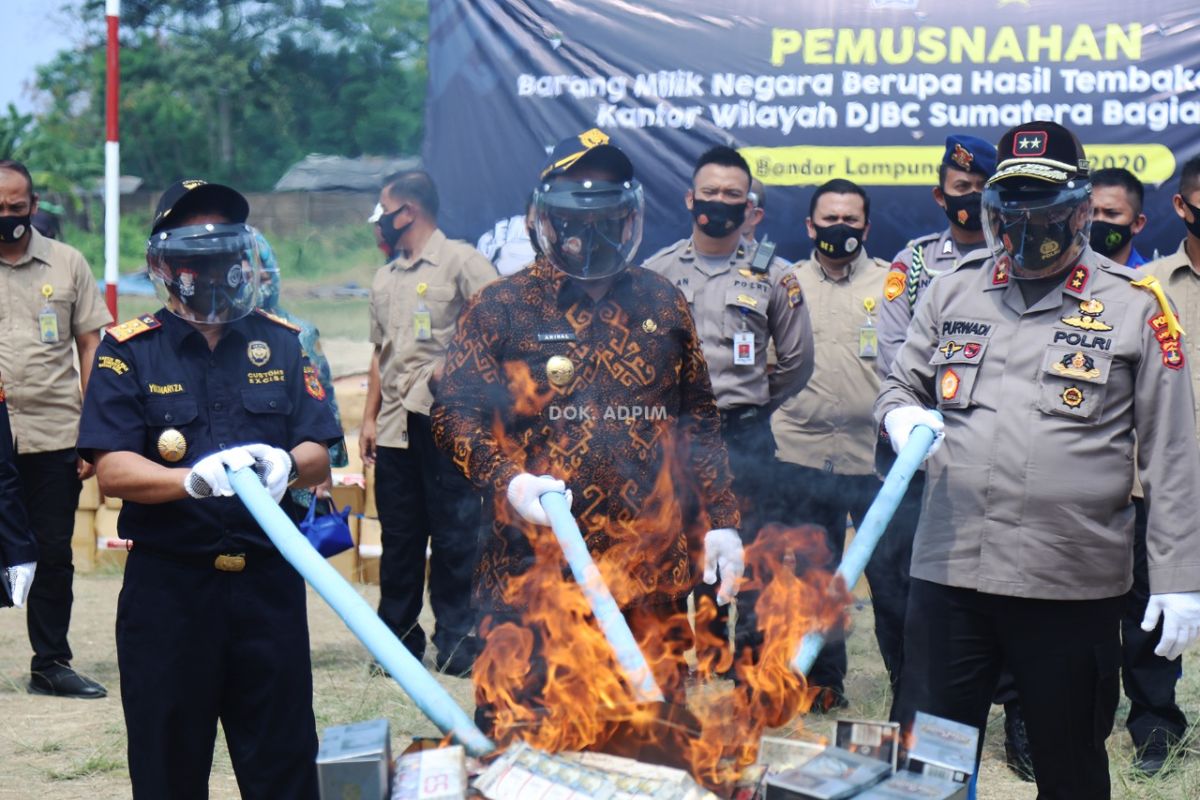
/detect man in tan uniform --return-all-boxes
[876,122,1200,799]
[0,160,111,698]
[360,170,497,674]
[1133,155,1200,773]
[643,146,813,673]
[771,178,890,709]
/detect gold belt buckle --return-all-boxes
[214,553,246,572]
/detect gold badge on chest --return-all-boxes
[546,355,575,386]
[157,428,188,463]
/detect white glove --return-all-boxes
[703,528,745,605]
[1142,592,1200,660]
[883,405,945,459]
[244,443,294,503]
[5,562,36,608]
[506,473,572,526]
[184,447,257,499]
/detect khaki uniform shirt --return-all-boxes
[877,228,987,377]
[368,229,496,448]
[875,247,1200,600]
[1143,240,1200,432]
[0,229,111,452]
[643,238,814,411]
[772,250,889,475]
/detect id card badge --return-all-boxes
[858,325,877,358]
[38,283,59,343]
[733,331,755,365]
[413,308,432,341]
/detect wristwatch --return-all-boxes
[286,452,299,485]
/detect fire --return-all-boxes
[471,362,853,791]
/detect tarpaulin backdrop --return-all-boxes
[424,0,1200,263]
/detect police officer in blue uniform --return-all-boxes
[77,179,343,800]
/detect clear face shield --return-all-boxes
[982,180,1092,280]
[534,178,644,281]
[147,222,262,324]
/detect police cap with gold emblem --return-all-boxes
[540,128,634,183]
[942,134,996,179]
[152,179,250,234]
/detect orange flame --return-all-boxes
[473,363,854,791]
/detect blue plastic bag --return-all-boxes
[299,497,354,558]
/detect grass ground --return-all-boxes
[2,574,1197,799]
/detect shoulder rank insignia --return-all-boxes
[1063,264,1089,294]
[108,314,162,343]
[991,257,1010,286]
[1132,275,1185,340]
[883,271,906,302]
[254,308,302,333]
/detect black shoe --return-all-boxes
[434,646,476,677]
[808,687,850,714]
[1133,731,1179,777]
[28,664,107,699]
[1003,702,1036,782]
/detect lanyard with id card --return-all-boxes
[733,308,755,365]
[413,282,433,341]
[38,284,59,344]
[858,296,877,359]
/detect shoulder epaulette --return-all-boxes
[954,248,992,270]
[108,314,162,343]
[643,238,689,265]
[1131,274,1185,339]
[906,232,941,249]
[254,308,302,333]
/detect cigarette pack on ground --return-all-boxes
[473,743,617,800]
[905,712,978,785]
[391,745,466,800]
[833,719,900,772]
[78,476,101,510]
[317,719,391,800]
[856,771,968,800]
[763,746,891,799]
[755,735,826,773]
[559,750,719,799]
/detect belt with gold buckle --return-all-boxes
[213,553,247,572]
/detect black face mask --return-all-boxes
[690,199,746,239]
[1090,220,1132,257]
[0,213,32,243]
[1184,199,1200,239]
[376,206,412,255]
[814,223,865,259]
[943,191,982,231]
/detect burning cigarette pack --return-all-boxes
[855,772,967,799]
[473,744,719,800]
[317,719,392,800]
[391,745,467,800]
[755,735,827,773]
[763,746,892,799]
[833,719,901,772]
[904,713,978,785]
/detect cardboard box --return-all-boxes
[94,506,121,540]
[857,772,968,799]
[78,476,101,510]
[317,719,391,800]
[359,556,380,586]
[330,483,365,517]
[906,712,978,785]
[327,513,360,582]
[71,510,96,573]
[834,719,900,772]
[359,517,382,550]
[103,493,123,510]
[364,463,377,518]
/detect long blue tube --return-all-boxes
[790,421,940,676]
[540,490,666,703]
[228,467,495,757]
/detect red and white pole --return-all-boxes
[104,0,120,321]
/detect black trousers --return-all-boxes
[117,549,318,800]
[1123,497,1188,747]
[376,413,482,660]
[15,448,82,672]
[902,579,1122,800]
[692,410,775,665]
[769,463,879,698]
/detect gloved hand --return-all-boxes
[1142,592,1200,660]
[703,528,744,605]
[184,446,257,499]
[5,562,36,608]
[244,443,294,503]
[883,405,945,459]
[506,473,572,526]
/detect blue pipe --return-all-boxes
[540,490,666,703]
[228,467,495,757]
[790,421,940,676]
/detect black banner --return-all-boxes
[425,0,1200,264]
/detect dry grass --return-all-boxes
[2,577,1197,798]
